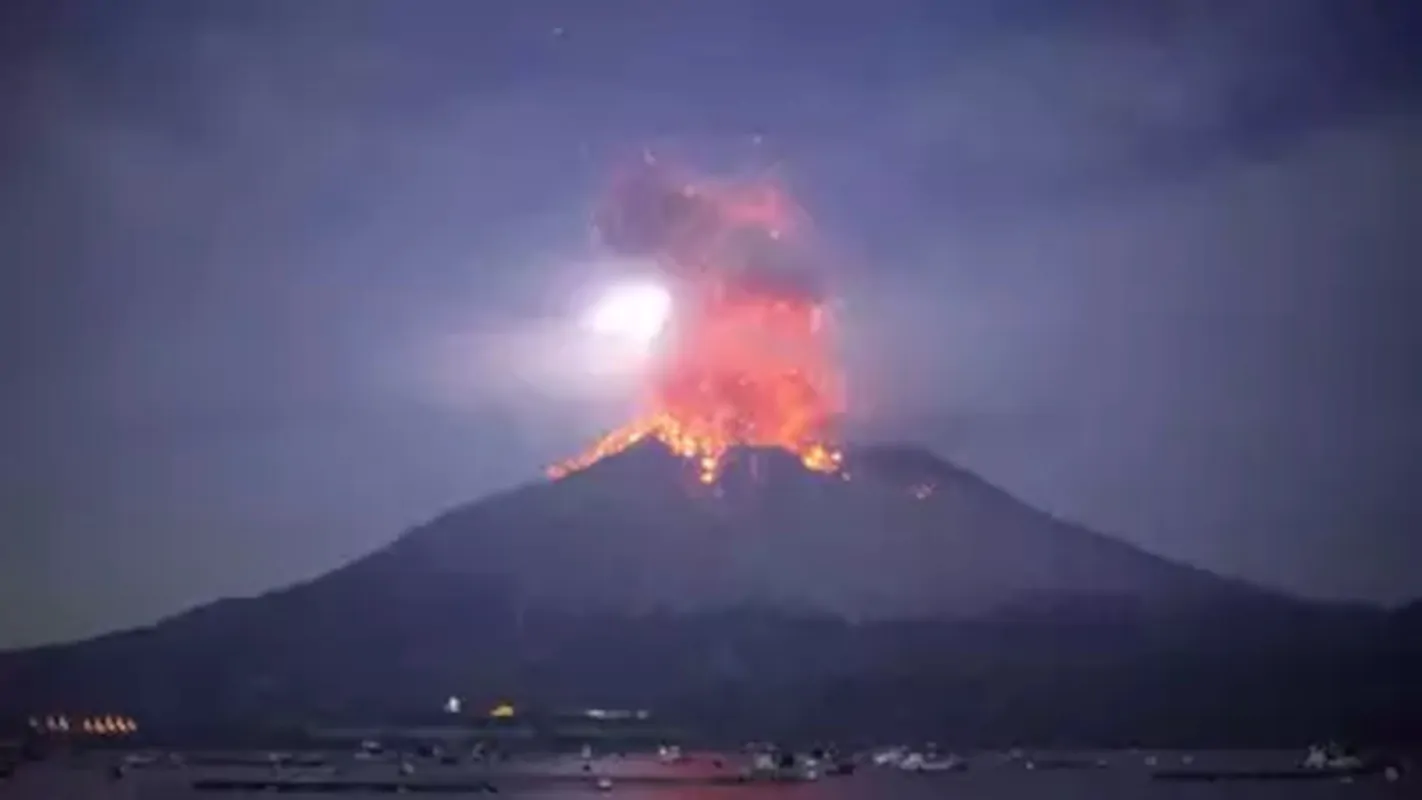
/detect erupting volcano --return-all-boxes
[550,161,844,483]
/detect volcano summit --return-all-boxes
[405,440,1270,621]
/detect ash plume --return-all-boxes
[553,161,841,482]
[592,159,822,301]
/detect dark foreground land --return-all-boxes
[1,749,1415,800]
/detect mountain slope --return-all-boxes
[1,441,1413,744]
[371,440,1279,621]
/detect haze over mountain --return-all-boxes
[1,441,1415,744]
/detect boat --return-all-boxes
[870,746,908,767]
[898,752,967,773]
[742,751,821,782]
[1302,743,1363,771]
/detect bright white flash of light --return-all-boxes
[585,283,672,344]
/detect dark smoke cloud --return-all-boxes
[593,161,825,302]
[593,164,717,259]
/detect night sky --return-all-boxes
[2,0,1419,648]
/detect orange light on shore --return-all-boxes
[37,714,137,735]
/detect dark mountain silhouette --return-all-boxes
[1,441,1416,745]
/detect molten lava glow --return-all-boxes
[549,166,844,483]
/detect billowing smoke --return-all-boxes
[592,159,823,302]
[552,159,844,482]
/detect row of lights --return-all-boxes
[584,708,651,720]
[28,715,138,735]
[442,698,650,722]
[443,697,518,718]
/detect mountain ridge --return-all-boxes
[1,440,1415,744]
[368,439,1294,621]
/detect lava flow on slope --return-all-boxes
[549,160,844,483]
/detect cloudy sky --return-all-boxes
[2,0,1418,647]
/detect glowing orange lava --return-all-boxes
[549,166,844,483]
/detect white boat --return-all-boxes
[871,746,908,767]
[744,752,820,782]
[1303,743,1363,771]
[899,752,967,772]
